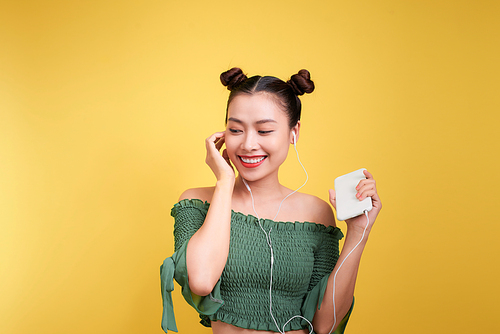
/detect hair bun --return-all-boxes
[220,67,248,91]
[287,69,315,96]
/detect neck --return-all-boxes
[235,173,285,199]
[236,173,300,222]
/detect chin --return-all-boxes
[229,154,284,182]
[235,166,278,184]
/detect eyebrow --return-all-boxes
[227,117,277,125]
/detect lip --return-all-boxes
[238,155,267,168]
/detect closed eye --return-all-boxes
[228,128,242,133]
[258,130,273,134]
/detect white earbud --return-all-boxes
[292,132,296,145]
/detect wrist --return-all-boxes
[345,222,371,242]
[216,178,235,190]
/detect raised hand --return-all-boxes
[205,132,235,182]
[329,170,382,232]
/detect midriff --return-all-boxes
[211,321,309,334]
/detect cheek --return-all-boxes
[270,134,290,151]
[223,136,238,158]
[264,137,290,161]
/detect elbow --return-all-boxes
[314,309,350,334]
[314,322,335,334]
[186,256,222,296]
[189,284,213,297]
[188,275,217,296]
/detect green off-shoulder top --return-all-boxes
[160,199,354,333]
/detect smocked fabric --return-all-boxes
[161,199,354,333]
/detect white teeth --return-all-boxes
[240,156,265,164]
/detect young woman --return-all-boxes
[160,68,382,334]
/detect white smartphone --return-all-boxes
[334,168,372,221]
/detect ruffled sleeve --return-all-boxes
[300,227,354,333]
[160,200,225,333]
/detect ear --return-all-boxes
[290,121,301,144]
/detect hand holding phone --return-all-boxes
[334,168,373,221]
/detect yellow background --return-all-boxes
[1,1,499,333]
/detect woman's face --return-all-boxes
[225,93,298,183]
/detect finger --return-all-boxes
[328,189,337,210]
[356,182,377,200]
[371,192,382,210]
[356,189,376,201]
[205,133,217,148]
[356,178,375,191]
[206,132,225,150]
[206,131,224,142]
[356,180,375,193]
[215,135,225,151]
[363,169,374,180]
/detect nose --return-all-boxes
[242,132,259,152]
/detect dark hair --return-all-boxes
[220,68,315,128]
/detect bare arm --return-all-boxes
[183,132,235,296]
[313,170,382,334]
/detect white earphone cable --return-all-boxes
[328,210,370,334]
[245,183,313,334]
[241,136,313,334]
[272,138,308,221]
[242,133,369,333]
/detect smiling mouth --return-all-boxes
[240,156,266,163]
[238,155,267,168]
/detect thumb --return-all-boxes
[328,189,337,210]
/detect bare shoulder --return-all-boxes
[292,192,336,227]
[178,186,215,203]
